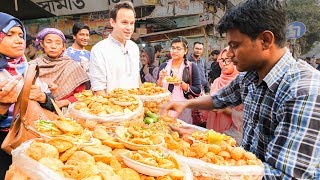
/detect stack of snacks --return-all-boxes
[11,137,192,180]
[32,117,93,145]
[164,130,264,179]
[128,83,171,114]
[69,90,144,129]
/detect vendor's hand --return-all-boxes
[160,101,187,118]
[0,78,20,104]
[169,124,196,136]
[29,85,46,103]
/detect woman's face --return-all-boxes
[218,50,235,75]
[140,51,149,65]
[0,27,25,58]
[170,42,187,61]
[40,33,65,59]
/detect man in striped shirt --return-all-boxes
[161,0,320,179]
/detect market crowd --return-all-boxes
[0,0,319,179]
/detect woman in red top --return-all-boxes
[30,28,89,108]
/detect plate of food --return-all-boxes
[163,76,181,85]
[115,126,164,150]
[121,149,182,177]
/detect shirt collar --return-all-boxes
[263,50,295,93]
[108,34,127,48]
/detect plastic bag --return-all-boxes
[11,139,66,180]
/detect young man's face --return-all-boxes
[0,27,25,58]
[192,43,204,58]
[73,29,90,47]
[226,29,265,72]
[110,8,135,44]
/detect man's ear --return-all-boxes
[258,30,274,50]
[110,18,116,28]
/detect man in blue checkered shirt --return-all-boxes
[161,0,320,179]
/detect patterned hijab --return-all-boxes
[0,12,27,75]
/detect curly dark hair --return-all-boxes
[217,0,287,48]
[109,1,136,21]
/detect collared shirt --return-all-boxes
[89,35,140,92]
[187,54,208,86]
[64,47,90,63]
[211,50,320,179]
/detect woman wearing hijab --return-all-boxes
[157,37,201,124]
[0,12,55,179]
[30,28,90,108]
[140,45,159,83]
[204,47,243,144]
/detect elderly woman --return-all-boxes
[30,28,90,108]
[0,13,54,179]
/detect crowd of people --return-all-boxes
[0,0,319,179]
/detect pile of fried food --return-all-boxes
[165,76,181,84]
[33,117,91,144]
[164,130,262,166]
[128,83,171,114]
[24,124,184,180]
[73,90,140,116]
[116,124,164,146]
[129,82,168,96]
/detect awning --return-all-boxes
[140,25,205,42]
[0,0,54,20]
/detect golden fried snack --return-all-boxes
[74,162,100,179]
[92,127,113,140]
[109,157,122,172]
[165,76,181,83]
[111,149,132,163]
[191,143,208,158]
[39,157,64,172]
[60,146,78,163]
[117,168,140,180]
[82,175,102,180]
[74,101,87,110]
[93,154,113,164]
[68,151,95,164]
[95,161,114,173]
[26,141,59,161]
[47,137,74,153]
[82,145,112,156]
[54,119,84,135]
[102,139,125,149]
[100,172,122,180]
[82,90,94,97]
[230,147,245,161]
[168,169,185,180]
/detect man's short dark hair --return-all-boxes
[210,50,220,56]
[154,44,162,53]
[109,1,136,21]
[217,0,287,48]
[72,22,90,35]
[193,41,204,47]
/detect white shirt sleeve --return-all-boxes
[89,45,107,91]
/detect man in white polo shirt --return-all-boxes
[89,1,140,96]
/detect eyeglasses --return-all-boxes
[217,58,232,65]
[170,47,184,52]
